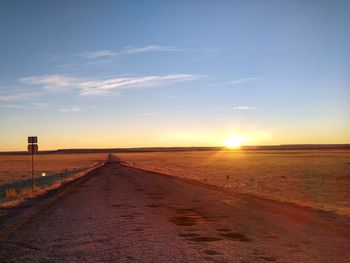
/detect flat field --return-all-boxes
[0,153,107,185]
[117,150,350,216]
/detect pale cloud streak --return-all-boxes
[0,91,37,101]
[229,77,263,84]
[123,45,181,54]
[233,106,257,110]
[1,104,27,109]
[59,106,82,113]
[1,102,49,109]
[30,102,49,108]
[79,50,117,59]
[78,45,181,61]
[20,75,78,91]
[79,74,199,96]
[20,74,200,96]
[0,95,24,101]
[211,77,263,87]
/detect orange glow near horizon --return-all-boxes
[0,125,349,151]
[223,134,246,149]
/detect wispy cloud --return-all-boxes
[79,74,199,95]
[31,102,49,108]
[123,45,181,54]
[53,45,218,69]
[0,91,37,101]
[78,45,181,61]
[233,106,257,110]
[211,77,263,87]
[79,50,117,59]
[21,73,200,96]
[229,77,263,84]
[0,95,24,101]
[1,104,27,109]
[20,75,78,91]
[59,106,82,113]
[1,102,49,109]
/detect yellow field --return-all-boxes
[0,153,107,185]
[117,150,350,216]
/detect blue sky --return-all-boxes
[0,0,349,150]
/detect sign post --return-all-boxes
[28,136,38,192]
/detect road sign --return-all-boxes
[27,144,39,154]
[28,136,38,144]
[27,136,38,192]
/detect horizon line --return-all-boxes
[1,143,350,154]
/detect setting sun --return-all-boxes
[224,134,245,149]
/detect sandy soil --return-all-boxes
[0,159,349,262]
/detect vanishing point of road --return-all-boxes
[0,156,349,262]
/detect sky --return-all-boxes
[0,0,349,151]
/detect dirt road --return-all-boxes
[0,158,349,262]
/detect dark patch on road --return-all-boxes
[171,216,197,226]
[147,193,164,200]
[149,196,164,200]
[204,249,221,255]
[7,241,41,251]
[95,238,109,244]
[178,232,201,238]
[286,243,299,248]
[264,234,279,239]
[170,207,210,226]
[217,228,231,232]
[112,204,123,207]
[148,204,163,208]
[187,228,200,232]
[120,215,135,219]
[260,255,276,262]
[219,232,251,242]
[176,208,196,213]
[186,236,223,242]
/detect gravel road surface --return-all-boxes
[0,158,349,262]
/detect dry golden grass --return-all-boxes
[0,156,106,208]
[117,150,350,216]
[5,188,17,198]
[0,153,107,185]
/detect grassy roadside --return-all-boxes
[0,160,106,208]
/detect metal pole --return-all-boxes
[31,142,35,192]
